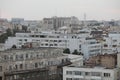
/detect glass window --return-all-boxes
[74,71,82,75]
[66,78,72,80]
[66,71,72,75]
[104,73,110,77]
[91,72,101,76]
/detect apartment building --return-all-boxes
[0,48,71,80]
[43,16,79,30]
[102,32,120,54]
[63,66,120,80]
[85,53,117,69]
[5,31,101,59]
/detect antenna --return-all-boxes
[0,8,1,18]
[84,13,86,21]
[83,13,86,27]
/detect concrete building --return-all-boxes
[5,31,101,59]
[43,16,79,30]
[11,18,24,25]
[0,48,71,80]
[102,32,120,54]
[81,37,101,59]
[63,66,120,80]
[85,53,117,69]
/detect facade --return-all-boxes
[85,53,117,69]
[5,31,101,59]
[64,54,83,66]
[0,48,71,80]
[102,32,120,54]
[11,18,24,25]
[43,16,79,30]
[81,37,101,59]
[63,66,120,80]
[117,53,120,68]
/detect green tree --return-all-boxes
[0,28,13,43]
[12,45,17,49]
[22,25,27,32]
[6,28,12,36]
[63,48,70,54]
[72,49,78,55]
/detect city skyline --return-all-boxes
[0,0,120,20]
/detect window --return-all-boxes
[24,39,27,41]
[0,66,2,72]
[66,78,72,80]
[66,71,72,75]
[73,78,81,80]
[45,44,48,46]
[54,44,57,46]
[85,72,90,76]
[54,40,57,42]
[35,63,38,68]
[26,54,28,59]
[20,64,23,69]
[10,55,13,60]
[59,40,62,42]
[79,45,81,48]
[104,44,108,47]
[74,71,81,75]
[91,72,101,76]
[112,45,117,47]
[104,73,110,77]
[50,44,53,46]
[19,39,22,41]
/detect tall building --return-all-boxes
[43,16,79,30]
[11,18,24,25]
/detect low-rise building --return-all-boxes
[5,31,101,59]
[85,53,117,69]
[0,48,71,80]
[63,66,120,80]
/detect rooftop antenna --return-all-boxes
[84,13,86,27]
[0,8,1,18]
[84,13,86,21]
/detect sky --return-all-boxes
[0,0,120,20]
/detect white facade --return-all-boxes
[102,32,120,54]
[5,31,101,58]
[81,38,101,59]
[63,66,120,80]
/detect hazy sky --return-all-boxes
[0,0,120,20]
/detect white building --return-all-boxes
[11,18,24,25]
[63,66,120,80]
[102,32,120,54]
[81,37,101,59]
[5,31,101,58]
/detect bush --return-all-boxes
[63,48,70,54]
